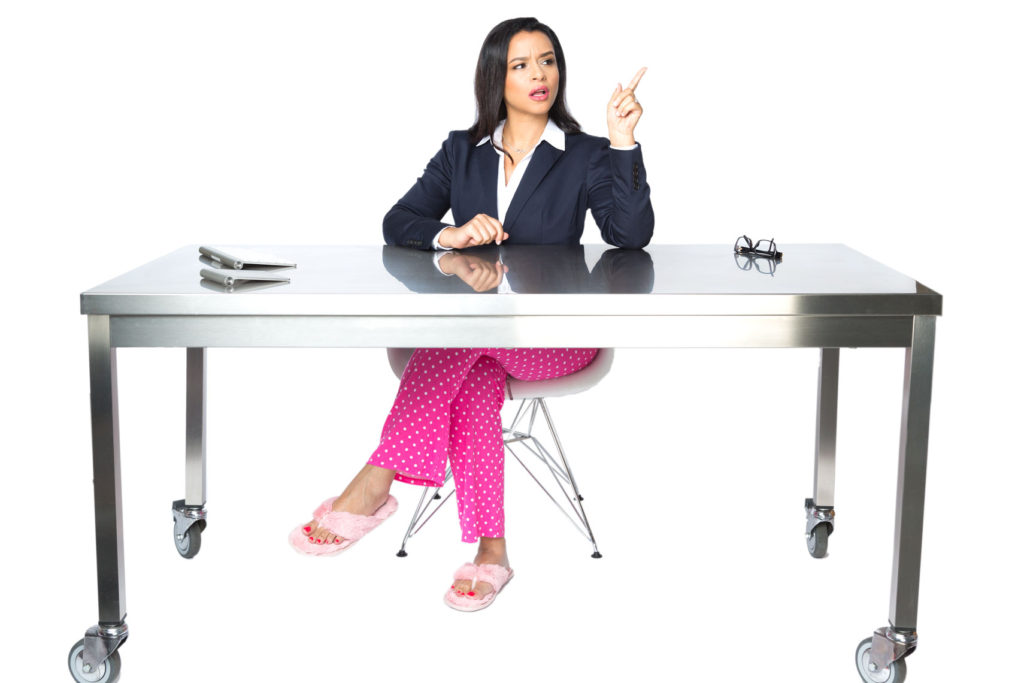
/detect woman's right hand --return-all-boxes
[439,214,509,248]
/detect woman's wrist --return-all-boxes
[608,134,636,148]
[437,226,456,249]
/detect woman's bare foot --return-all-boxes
[451,536,511,600]
[301,464,397,547]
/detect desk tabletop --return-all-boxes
[81,244,941,317]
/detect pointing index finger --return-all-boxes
[626,67,647,92]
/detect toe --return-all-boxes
[470,582,492,600]
[302,520,316,536]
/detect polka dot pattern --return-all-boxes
[366,348,598,542]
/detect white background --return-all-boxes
[2,1,1021,681]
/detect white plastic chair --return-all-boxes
[387,348,614,558]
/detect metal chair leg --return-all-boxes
[537,399,602,557]
[396,467,453,556]
[504,398,603,557]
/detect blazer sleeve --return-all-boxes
[586,142,655,249]
[382,132,457,250]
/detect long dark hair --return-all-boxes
[467,17,582,154]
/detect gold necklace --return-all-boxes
[503,131,539,157]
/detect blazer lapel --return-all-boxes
[503,141,562,230]
[471,142,499,219]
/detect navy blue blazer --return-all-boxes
[383,130,654,250]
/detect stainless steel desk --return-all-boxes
[75,244,941,683]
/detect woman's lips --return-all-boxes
[529,87,549,101]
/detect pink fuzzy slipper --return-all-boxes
[288,495,398,556]
[443,562,514,612]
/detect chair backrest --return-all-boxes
[385,348,614,400]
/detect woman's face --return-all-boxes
[503,30,560,119]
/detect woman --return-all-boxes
[290,17,653,611]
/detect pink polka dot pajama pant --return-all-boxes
[367,348,598,543]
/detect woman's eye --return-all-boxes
[510,60,553,70]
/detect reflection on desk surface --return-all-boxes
[383,245,653,294]
[81,244,941,317]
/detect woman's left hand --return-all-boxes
[607,67,647,147]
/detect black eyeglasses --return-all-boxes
[734,235,783,260]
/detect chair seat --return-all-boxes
[386,348,614,400]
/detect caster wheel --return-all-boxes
[855,637,907,683]
[174,522,203,559]
[807,524,829,558]
[68,639,121,683]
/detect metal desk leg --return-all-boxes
[172,348,208,559]
[806,347,839,558]
[855,315,936,683]
[68,315,128,682]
